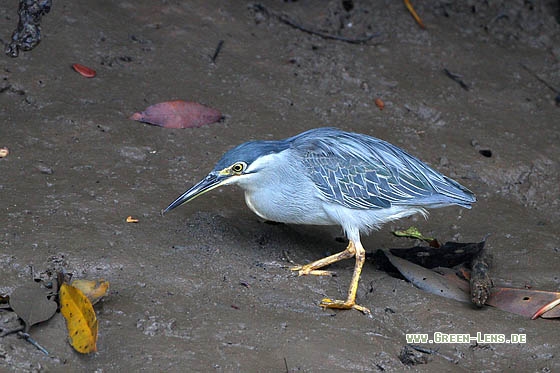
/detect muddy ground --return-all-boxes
[1,0,559,371]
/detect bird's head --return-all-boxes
[163,139,289,214]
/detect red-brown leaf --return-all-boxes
[72,63,96,78]
[487,287,560,319]
[130,100,222,129]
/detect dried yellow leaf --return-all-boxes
[59,283,98,353]
[126,216,139,223]
[71,279,109,305]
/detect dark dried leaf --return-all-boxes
[9,284,57,332]
[389,240,485,269]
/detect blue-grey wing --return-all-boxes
[303,152,434,210]
[291,128,475,210]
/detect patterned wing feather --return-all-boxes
[290,128,475,210]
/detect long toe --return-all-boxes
[320,298,371,314]
[290,265,334,276]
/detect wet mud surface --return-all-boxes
[1,1,559,371]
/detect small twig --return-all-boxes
[275,13,379,44]
[250,4,380,45]
[283,357,289,372]
[18,332,49,355]
[211,40,224,64]
[519,63,560,95]
[443,68,470,91]
[408,344,439,354]
[408,344,456,363]
[404,0,426,29]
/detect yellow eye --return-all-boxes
[231,162,245,174]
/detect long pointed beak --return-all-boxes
[163,173,227,214]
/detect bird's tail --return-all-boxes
[438,175,477,208]
[404,175,476,209]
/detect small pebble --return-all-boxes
[36,164,54,174]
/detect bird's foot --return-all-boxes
[290,265,334,276]
[320,298,371,315]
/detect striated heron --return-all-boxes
[164,128,476,313]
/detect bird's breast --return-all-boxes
[243,190,333,225]
[244,193,271,221]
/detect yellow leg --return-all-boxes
[291,241,356,276]
[291,240,370,314]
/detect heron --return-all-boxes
[164,127,476,313]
